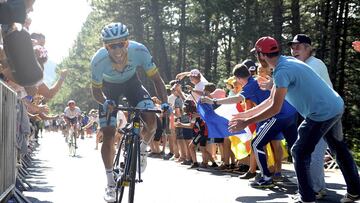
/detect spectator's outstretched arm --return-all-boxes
[175,71,190,80]
[22,98,49,114]
[38,113,58,120]
[38,69,68,99]
[200,95,244,105]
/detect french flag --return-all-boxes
[197,102,255,159]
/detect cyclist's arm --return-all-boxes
[149,71,168,104]
[91,85,107,105]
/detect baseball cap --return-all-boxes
[251,36,280,54]
[189,69,201,77]
[287,34,312,46]
[242,59,257,72]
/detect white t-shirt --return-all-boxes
[168,94,176,108]
[192,79,208,102]
[305,56,333,88]
[116,110,127,129]
[64,106,81,119]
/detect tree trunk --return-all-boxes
[225,20,233,75]
[203,0,212,80]
[176,0,186,73]
[291,0,301,36]
[149,0,171,81]
[128,0,144,43]
[272,0,284,45]
[329,0,340,88]
[212,14,220,80]
[337,0,348,97]
[318,0,331,61]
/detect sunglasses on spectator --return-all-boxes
[107,41,128,49]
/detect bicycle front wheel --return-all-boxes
[128,135,138,203]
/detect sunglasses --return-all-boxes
[107,41,127,49]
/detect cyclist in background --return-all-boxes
[63,100,82,147]
[90,22,168,202]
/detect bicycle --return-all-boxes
[108,106,161,203]
[68,124,77,157]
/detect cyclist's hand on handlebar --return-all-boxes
[102,99,116,113]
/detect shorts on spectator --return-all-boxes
[193,134,207,147]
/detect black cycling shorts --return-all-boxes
[66,117,77,125]
[98,75,154,128]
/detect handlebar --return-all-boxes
[106,105,162,127]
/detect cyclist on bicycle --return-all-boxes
[63,100,82,147]
[90,22,168,202]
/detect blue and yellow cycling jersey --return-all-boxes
[91,41,158,87]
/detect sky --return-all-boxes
[29,0,92,64]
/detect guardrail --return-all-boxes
[0,81,17,202]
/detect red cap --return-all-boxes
[251,36,280,54]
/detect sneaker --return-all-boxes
[199,162,208,168]
[250,176,274,188]
[160,151,165,156]
[272,172,283,182]
[315,189,327,200]
[189,162,199,169]
[291,194,316,203]
[163,153,174,160]
[239,171,257,179]
[103,186,116,202]
[340,193,360,203]
[216,164,229,171]
[181,160,193,165]
[210,162,219,168]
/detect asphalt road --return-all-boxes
[23,131,353,203]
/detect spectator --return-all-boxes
[176,69,208,102]
[163,82,180,160]
[203,83,224,165]
[288,34,333,199]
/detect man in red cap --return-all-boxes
[229,36,360,203]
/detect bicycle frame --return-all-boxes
[109,106,161,203]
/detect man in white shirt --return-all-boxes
[175,69,208,102]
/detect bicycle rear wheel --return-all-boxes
[128,135,138,203]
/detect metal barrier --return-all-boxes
[0,81,17,202]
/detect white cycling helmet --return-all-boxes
[101,22,129,42]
